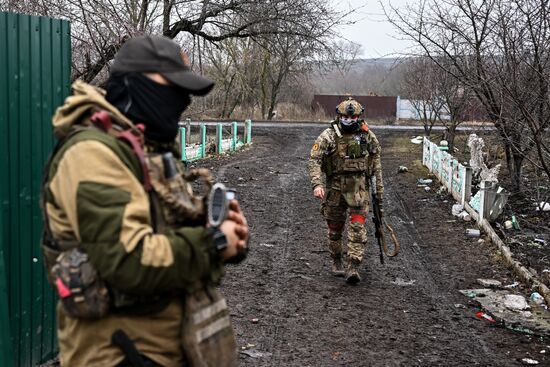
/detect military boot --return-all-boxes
[345,258,361,284]
[330,254,345,277]
[328,239,344,277]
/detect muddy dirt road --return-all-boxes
[195,126,548,366]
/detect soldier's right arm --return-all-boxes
[307,129,334,189]
[46,133,222,296]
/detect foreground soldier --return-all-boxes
[308,98,384,284]
[41,35,248,366]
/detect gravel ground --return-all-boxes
[195,126,549,367]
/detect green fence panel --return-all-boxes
[0,210,14,367]
[0,12,71,366]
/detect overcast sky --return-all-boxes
[337,0,416,58]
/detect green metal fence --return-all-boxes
[0,12,71,366]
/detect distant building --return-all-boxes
[312,94,397,120]
[312,94,486,122]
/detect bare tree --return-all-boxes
[1,0,352,84]
[402,57,446,136]
[385,0,550,192]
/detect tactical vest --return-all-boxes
[323,131,371,177]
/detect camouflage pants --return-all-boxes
[321,188,369,262]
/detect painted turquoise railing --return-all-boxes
[422,137,472,205]
[180,120,252,162]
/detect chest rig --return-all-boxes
[323,123,372,177]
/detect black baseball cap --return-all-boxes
[111,35,214,96]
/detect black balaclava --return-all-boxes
[106,73,191,142]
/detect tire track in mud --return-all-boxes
[204,127,547,367]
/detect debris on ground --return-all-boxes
[398,166,409,173]
[460,289,550,336]
[477,279,503,288]
[240,349,273,358]
[530,293,545,307]
[417,178,433,185]
[391,277,416,286]
[410,136,423,144]
[466,229,481,238]
[521,358,539,365]
[452,204,464,216]
[512,215,520,230]
[504,294,530,311]
[424,186,431,192]
[476,311,496,323]
[536,202,550,212]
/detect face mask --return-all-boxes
[339,116,359,133]
[106,73,191,142]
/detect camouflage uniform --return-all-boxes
[42,81,235,366]
[308,120,383,276]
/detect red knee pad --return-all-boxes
[350,214,366,224]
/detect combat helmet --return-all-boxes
[336,97,364,117]
[335,97,364,133]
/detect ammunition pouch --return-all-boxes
[182,286,237,367]
[328,154,369,175]
[42,243,110,319]
[147,153,212,227]
[341,157,369,173]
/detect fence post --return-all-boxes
[245,119,252,144]
[396,95,401,121]
[185,118,191,143]
[463,167,472,205]
[231,121,238,151]
[0,210,13,367]
[479,180,489,221]
[180,127,187,161]
[216,123,223,154]
[200,124,206,158]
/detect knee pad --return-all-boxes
[327,221,344,240]
[350,214,366,224]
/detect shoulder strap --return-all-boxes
[330,120,342,138]
[90,111,152,191]
[40,127,88,250]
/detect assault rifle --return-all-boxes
[370,176,400,264]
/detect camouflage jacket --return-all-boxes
[45,80,221,367]
[307,122,384,196]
